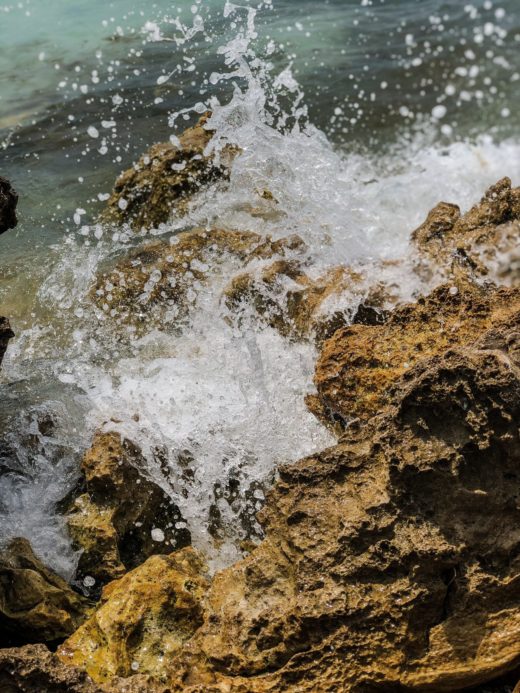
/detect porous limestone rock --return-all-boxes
[101,113,236,230]
[0,538,90,647]
[308,280,520,427]
[58,548,209,683]
[65,431,190,590]
[92,228,306,330]
[54,285,520,692]
[413,177,520,284]
[0,644,100,693]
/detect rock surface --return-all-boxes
[101,113,235,231]
[0,538,90,647]
[0,644,101,693]
[58,548,209,683]
[51,280,520,692]
[65,431,190,590]
[93,228,306,330]
[413,177,520,284]
[0,316,14,369]
[308,280,520,427]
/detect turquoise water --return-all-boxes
[0,0,519,575]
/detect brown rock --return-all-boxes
[101,113,236,231]
[413,177,520,283]
[93,228,306,330]
[0,538,90,647]
[153,300,520,691]
[57,548,209,683]
[0,644,101,692]
[65,432,190,590]
[309,281,520,427]
[0,175,18,235]
[224,261,355,339]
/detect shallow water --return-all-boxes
[0,0,519,577]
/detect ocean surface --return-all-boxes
[0,0,519,578]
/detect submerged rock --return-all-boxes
[308,281,520,427]
[0,538,90,647]
[58,548,209,683]
[64,432,190,591]
[101,113,236,231]
[413,177,520,283]
[0,175,18,235]
[93,228,306,330]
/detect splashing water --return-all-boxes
[1,0,520,577]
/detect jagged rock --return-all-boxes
[308,281,520,427]
[0,175,18,235]
[93,228,306,330]
[65,432,190,591]
[57,548,209,683]
[0,538,90,647]
[413,177,520,283]
[53,283,520,692]
[0,644,101,693]
[101,113,236,231]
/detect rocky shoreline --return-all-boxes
[1,118,520,692]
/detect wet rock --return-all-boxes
[57,548,209,683]
[308,281,520,427]
[224,260,356,339]
[0,538,90,647]
[413,177,520,283]
[64,431,190,591]
[0,644,100,693]
[0,317,14,369]
[101,113,236,231]
[93,228,306,330]
[0,175,18,235]
[148,300,520,692]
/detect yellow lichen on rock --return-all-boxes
[57,548,209,683]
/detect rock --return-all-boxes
[101,113,236,231]
[93,228,306,330]
[413,177,520,283]
[224,259,392,341]
[0,644,100,693]
[0,175,18,367]
[151,298,520,691]
[0,316,14,369]
[65,432,190,591]
[0,175,18,235]
[0,538,90,647]
[57,548,209,683]
[308,281,520,428]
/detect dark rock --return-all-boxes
[0,176,18,235]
